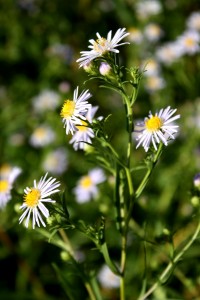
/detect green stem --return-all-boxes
[119,96,133,300]
[107,62,141,300]
[135,144,163,199]
[85,282,99,300]
[59,229,74,256]
[120,235,127,300]
[125,167,134,199]
[138,215,200,300]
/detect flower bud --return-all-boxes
[60,251,71,261]
[99,62,111,76]
[193,173,200,190]
[191,196,199,207]
[83,62,97,75]
[162,228,170,236]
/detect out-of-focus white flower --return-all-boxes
[19,173,60,229]
[18,0,37,12]
[77,28,130,67]
[144,23,163,42]
[144,75,166,93]
[0,164,21,209]
[8,133,25,146]
[42,148,68,175]
[186,11,200,31]
[98,265,120,289]
[176,30,200,55]
[73,168,106,203]
[60,87,92,135]
[69,106,98,151]
[127,27,143,44]
[32,90,60,113]
[135,0,162,20]
[30,125,55,148]
[156,42,183,65]
[143,58,161,77]
[58,81,71,93]
[47,43,74,62]
[135,106,180,152]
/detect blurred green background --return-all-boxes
[0,0,200,299]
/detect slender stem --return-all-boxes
[126,113,133,168]
[59,229,74,256]
[109,63,141,300]
[119,94,134,300]
[125,167,134,199]
[122,95,133,168]
[120,235,127,300]
[138,215,200,300]
[84,282,98,300]
[135,144,163,199]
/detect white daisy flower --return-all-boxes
[19,173,60,229]
[76,28,130,67]
[69,106,98,150]
[135,0,162,20]
[127,27,143,44]
[60,87,92,135]
[42,148,68,175]
[30,125,55,148]
[144,75,166,93]
[135,106,180,152]
[142,58,161,77]
[144,23,163,42]
[32,90,60,113]
[0,165,21,209]
[176,30,200,55]
[98,265,120,289]
[73,168,106,203]
[156,42,183,65]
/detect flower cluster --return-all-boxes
[13,28,181,233]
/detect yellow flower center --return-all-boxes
[94,37,107,53]
[0,180,9,192]
[24,188,41,208]
[145,116,163,131]
[60,100,75,118]
[147,77,160,89]
[35,127,46,138]
[76,120,88,132]
[185,37,195,47]
[80,176,92,188]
